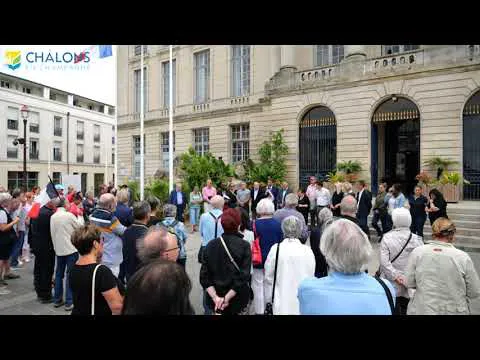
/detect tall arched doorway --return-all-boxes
[371,97,420,195]
[463,90,480,200]
[299,106,336,189]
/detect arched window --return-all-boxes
[463,90,480,199]
[299,106,336,188]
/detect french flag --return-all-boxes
[27,182,59,219]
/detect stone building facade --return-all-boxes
[117,45,480,199]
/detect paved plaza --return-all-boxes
[1,230,480,315]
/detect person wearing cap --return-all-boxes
[55,184,65,198]
[405,217,480,315]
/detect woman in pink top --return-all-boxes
[202,179,217,213]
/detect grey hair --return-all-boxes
[210,195,225,210]
[163,204,177,218]
[318,207,333,228]
[320,219,372,274]
[116,188,130,204]
[85,191,94,199]
[284,193,298,208]
[98,193,116,211]
[340,195,357,216]
[137,227,169,263]
[281,216,303,239]
[0,192,12,205]
[256,198,275,216]
[133,201,151,221]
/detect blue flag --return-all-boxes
[99,45,113,58]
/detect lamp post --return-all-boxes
[20,105,29,190]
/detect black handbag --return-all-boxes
[264,242,280,315]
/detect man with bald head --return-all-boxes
[340,195,360,226]
[89,193,126,277]
[137,227,179,265]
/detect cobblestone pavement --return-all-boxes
[1,230,479,315]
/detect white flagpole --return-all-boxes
[114,45,118,188]
[168,45,173,192]
[140,45,145,200]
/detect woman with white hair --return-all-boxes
[298,219,396,315]
[251,198,283,314]
[379,208,423,315]
[264,216,315,314]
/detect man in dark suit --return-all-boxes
[265,178,279,210]
[277,181,293,209]
[250,182,265,218]
[169,183,187,222]
[355,180,372,237]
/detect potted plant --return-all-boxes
[336,160,362,183]
[417,170,469,203]
[423,157,459,180]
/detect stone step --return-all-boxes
[370,233,480,250]
[368,225,478,237]
[368,213,480,224]
[445,207,480,216]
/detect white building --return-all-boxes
[0,72,115,194]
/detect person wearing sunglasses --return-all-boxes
[69,225,124,315]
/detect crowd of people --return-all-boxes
[0,174,478,316]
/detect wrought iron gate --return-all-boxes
[299,107,336,189]
[463,99,480,200]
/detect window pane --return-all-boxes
[163,60,176,107]
[195,50,210,104]
[332,45,344,64]
[316,45,329,66]
[193,128,209,156]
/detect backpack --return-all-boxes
[159,220,179,244]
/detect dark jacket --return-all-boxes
[296,195,310,217]
[356,189,372,220]
[200,232,251,314]
[428,198,448,224]
[123,222,149,281]
[341,214,360,226]
[373,191,387,216]
[113,203,134,227]
[250,188,266,213]
[253,217,283,269]
[169,191,188,207]
[277,187,293,209]
[409,194,428,220]
[309,228,328,278]
[265,185,279,208]
[31,205,55,254]
[331,191,344,217]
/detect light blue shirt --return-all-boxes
[176,191,183,205]
[298,272,396,315]
[199,208,224,247]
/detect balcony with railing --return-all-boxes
[29,150,39,160]
[368,49,424,74]
[54,127,62,137]
[77,132,84,140]
[7,149,18,158]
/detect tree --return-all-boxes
[178,148,235,190]
[241,129,289,184]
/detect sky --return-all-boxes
[0,45,116,105]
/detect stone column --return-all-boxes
[270,45,281,76]
[280,45,296,70]
[43,87,50,99]
[68,94,74,106]
[344,45,367,62]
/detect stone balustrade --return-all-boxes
[368,49,424,74]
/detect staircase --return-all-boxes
[368,201,480,251]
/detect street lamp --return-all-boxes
[20,105,29,190]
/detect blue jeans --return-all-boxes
[10,231,25,267]
[189,207,200,225]
[54,252,79,306]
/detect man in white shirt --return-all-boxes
[50,198,81,311]
[315,181,331,221]
[306,176,318,227]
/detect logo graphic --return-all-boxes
[5,50,21,70]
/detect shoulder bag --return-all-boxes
[251,221,262,266]
[219,236,254,305]
[91,264,101,316]
[375,232,413,277]
[264,241,280,315]
[374,276,395,315]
